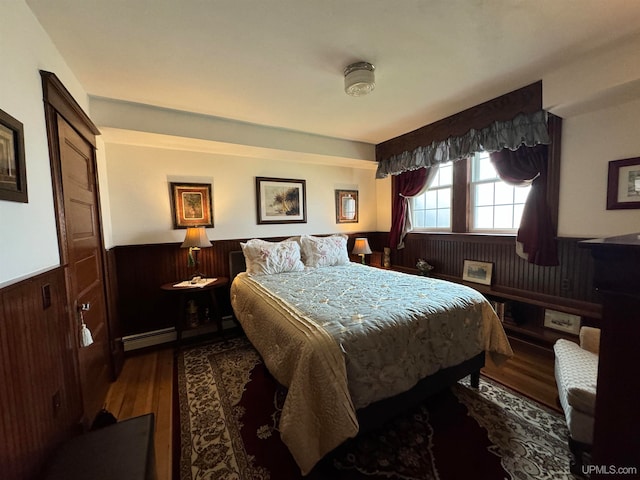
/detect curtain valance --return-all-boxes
[376,110,550,179]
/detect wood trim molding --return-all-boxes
[376,81,543,161]
[40,71,100,146]
[451,158,469,233]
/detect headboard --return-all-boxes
[228,250,246,283]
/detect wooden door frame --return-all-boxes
[40,71,121,385]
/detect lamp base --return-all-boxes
[188,271,206,282]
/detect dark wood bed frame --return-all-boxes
[228,250,484,432]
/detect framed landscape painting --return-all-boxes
[170,182,214,229]
[462,260,493,286]
[255,177,307,224]
[0,108,27,203]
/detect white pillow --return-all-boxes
[300,234,349,267]
[240,239,305,276]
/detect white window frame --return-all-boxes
[411,162,453,232]
[469,151,530,233]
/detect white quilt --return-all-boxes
[230,263,513,474]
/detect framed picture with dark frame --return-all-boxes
[0,108,27,203]
[255,177,307,224]
[335,189,358,223]
[169,182,214,229]
[462,260,493,286]
[607,157,640,210]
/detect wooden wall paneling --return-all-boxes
[0,268,82,480]
[115,239,248,337]
[392,233,598,304]
[113,232,599,338]
[104,249,124,378]
[114,234,378,337]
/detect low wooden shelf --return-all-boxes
[391,266,601,350]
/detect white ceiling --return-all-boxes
[26,0,640,145]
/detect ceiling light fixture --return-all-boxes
[344,61,375,97]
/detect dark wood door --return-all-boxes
[57,115,111,423]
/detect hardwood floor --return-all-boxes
[104,347,174,480]
[482,336,561,412]
[104,335,562,480]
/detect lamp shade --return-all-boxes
[352,237,372,255]
[180,226,212,249]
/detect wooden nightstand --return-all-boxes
[160,277,229,346]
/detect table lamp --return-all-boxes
[352,237,372,264]
[181,226,212,278]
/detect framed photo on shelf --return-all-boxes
[335,189,358,223]
[607,157,640,210]
[544,309,581,335]
[255,177,307,224]
[0,108,27,203]
[462,260,493,286]
[169,182,214,229]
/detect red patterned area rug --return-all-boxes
[177,336,573,479]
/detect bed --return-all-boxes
[229,235,513,475]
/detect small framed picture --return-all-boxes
[462,260,493,285]
[607,157,640,210]
[169,182,214,229]
[0,108,27,203]
[544,309,581,335]
[335,189,358,223]
[255,177,307,224]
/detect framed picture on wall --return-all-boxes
[607,157,640,210]
[169,182,214,229]
[462,260,493,285]
[0,108,27,203]
[335,189,358,223]
[255,177,307,224]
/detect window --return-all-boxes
[412,152,531,233]
[470,151,530,232]
[412,162,452,231]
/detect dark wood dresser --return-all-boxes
[581,233,640,477]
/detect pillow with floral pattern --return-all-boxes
[300,234,349,267]
[240,239,305,276]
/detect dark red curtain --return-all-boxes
[389,168,428,249]
[490,144,558,266]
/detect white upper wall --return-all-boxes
[544,32,640,237]
[0,0,89,287]
[91,97,379,246]
[104,141,378,246]
[558,98,640,237]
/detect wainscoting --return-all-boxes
[0,268,83,480]
[385,233,597,304]
[0,237,599,480]
[113,234,372,338]
[114,232,600,342]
